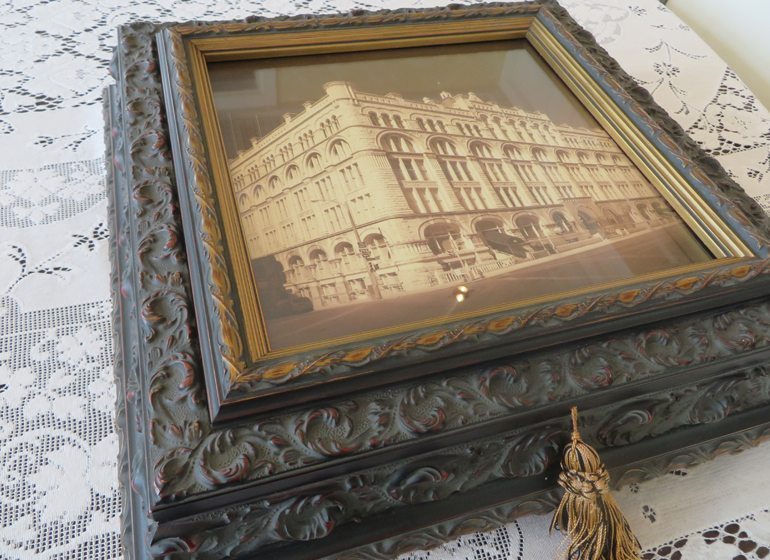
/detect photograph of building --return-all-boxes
[226,81,710,346]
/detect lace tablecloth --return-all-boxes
[1,1,769,559]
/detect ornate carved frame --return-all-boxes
[105,2,770,559]
[153,2,770,425]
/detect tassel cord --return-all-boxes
[550,407,641,560]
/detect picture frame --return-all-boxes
[105,2,770,559]
[156,2,770,423]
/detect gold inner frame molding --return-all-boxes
[178,11,753,371]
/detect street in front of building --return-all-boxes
[265,222,705,349]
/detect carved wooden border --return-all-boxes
[106,3,770,559]
[156,2,770,424]
[108,3,770,508]
[150,299,770,502]
[146,365,770,558]
[337,419,770,560]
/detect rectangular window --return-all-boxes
[354,163,365,186]
[460,161,473,181]
[389,159,404,181]
[403,158,418,181]
[416,159,429,181]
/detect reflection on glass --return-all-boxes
[208,42,712,351]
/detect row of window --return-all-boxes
[369,111,405,129]
[244,165,366,228]
[383,133,632,174]
[373,103,622,154]
[246,191,669,267]
[246,154,650,231]
[388,151,651,214]
[561,134,614,151]
[277,234,391,274]
[238,140,355,201]
[235,128,635,196]
[245,195,377,256]
[369,108,570,146]
[236,114,344,184]
[288,272,403,306]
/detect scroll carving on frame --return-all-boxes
[105,3,770,559]
[155,2,770,423]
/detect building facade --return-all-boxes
[229,82,676,312]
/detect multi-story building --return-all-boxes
[228,81,676,313]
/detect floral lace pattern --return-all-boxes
[0,160,105,228]
[0,298,119,559]
[642,510,770,560]
[1,0,769,558]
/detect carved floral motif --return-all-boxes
[146,368,770,558]
[107,4,770,559]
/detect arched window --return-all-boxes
[334,242,355,259]
[380,134,415,153]
[416,118,426,131]
[432,138,474,187]
[555,150,570,163]
[268,176,280,191]
[364,233,390,261]
[306,152,322,174]
[381,133,429,188]
[579,211,600,234]
[288,255,305,268]
[423,222,463,255]
[515,214,541,240]
[328,139,351,162]
[503,145,522,160]
[429,138,458,156]
[531,148,548,162]
[470,142,494,158]
[603,208,619,225]
[285,165,300,183]
[368,112,380,126]
[394,115,404,128]
[636,203,650,221]
[309,248,328,264]
[652,200,671,217]
[552,212,572,233]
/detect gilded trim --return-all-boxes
[158,2,770,414]
[163,29,251,382]
[107,6,770,558]
[528,16,751,258]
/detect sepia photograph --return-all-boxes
[208,42,713,351]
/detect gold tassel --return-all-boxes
[550,407,641,560]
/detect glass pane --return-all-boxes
[208,41,712,352]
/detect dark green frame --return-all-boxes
[105,3,770,558]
